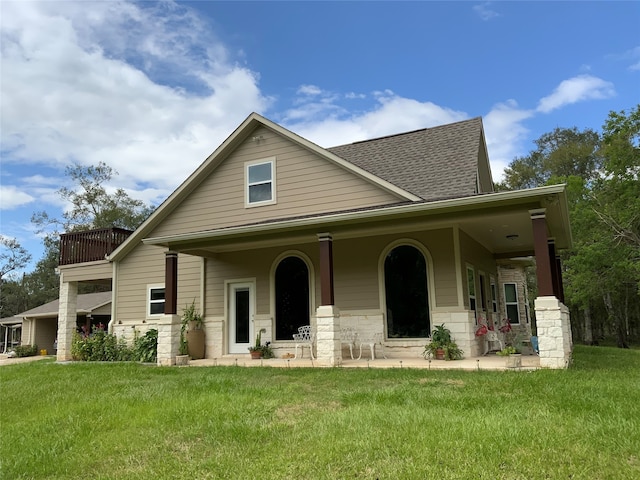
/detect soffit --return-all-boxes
[143,185,571,258]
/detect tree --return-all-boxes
[22,162,155,306]
[499,127,601,190]
[32,162,154,235]
[499,116,640,347]
[0,236,31,283]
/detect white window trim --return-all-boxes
[466,265,477,323]
[503,282,520,325]
[490,275,498,314]
[245,157,276,208]
[147,284,165,318]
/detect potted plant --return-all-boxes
[497,333,524,368]
[423,324,464,360]
[248,330,274,360]
[183,300,205,360]
[176,315,189,366]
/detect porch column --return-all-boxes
[318,233,334,306]
[57,274,78,361]
[157,251,180,365]
[555,256,565,304]
[548,240,562,301]
[530,209,554,297]
[535,296,572,369]
[164,251,178,315]
[316,233,340,366]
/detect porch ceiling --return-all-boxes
[143,185,571,258]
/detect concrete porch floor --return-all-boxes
[189,352,540,370]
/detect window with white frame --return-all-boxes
[148,285,165,316]
[490,276,498,313]
[503,283,520,324]
[479,272,488,313]
[246,158,276,206]
[467,266,476,315]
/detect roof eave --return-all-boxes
[144,184,569,247]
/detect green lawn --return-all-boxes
[1,345,639,479]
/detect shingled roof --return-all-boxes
[327,117,485,201]
[17,291,112,318]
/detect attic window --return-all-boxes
[246,158,276,207]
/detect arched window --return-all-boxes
[275,256,310,340]
[384,245,430,338]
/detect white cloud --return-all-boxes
[536,75,615,113]
[473,2,500,21]
[483,101,534,181]
[0,186,35,210]
[285,91,468,147]
[1,1,269,204]
[297,84,323,96]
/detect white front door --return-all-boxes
[228,282,254,354]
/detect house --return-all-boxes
[13,291,113,355]
[55,113,572,368]
[1,316,22,353]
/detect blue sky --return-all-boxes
[1,1,639,273]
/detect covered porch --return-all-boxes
[142,185,571,368]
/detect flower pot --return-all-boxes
[175,354,189,366]
[186,329,205,359]
[250,350,262,360]
[506,353,522,369]
[435,348,445,360]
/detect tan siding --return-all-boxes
[205,243,319,317]
[151,126,401,238]
[459,229,498,309]
[59,261,112,282]
[335,229,457,310]
[34,318,57,353]
[115,243,202,322]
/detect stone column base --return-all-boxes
[315,305,341,366]
[156,314,181,366]
[535,296,572,369]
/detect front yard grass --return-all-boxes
[1,345,639,479]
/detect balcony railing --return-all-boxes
[59,227,133,266]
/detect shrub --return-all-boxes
[133,329,158,363]
[14,344,38,357]
[71,327,156,363]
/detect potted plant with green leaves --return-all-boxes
[248,329,274,359]
[423,324,464,361]
[183,300,205,360]
[176,315,189,366]
[497,333,524,368]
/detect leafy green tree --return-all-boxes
[500,114,639,346]
[500,127,601,190]
[0,236,31,283]
[22,162,154,307]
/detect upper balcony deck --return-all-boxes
[59,227,133,266]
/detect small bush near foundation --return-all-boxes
[14,344,38,357]
[71,327,157,362]
[133,329,158,363]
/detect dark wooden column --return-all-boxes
[555,256,565,304]
[548,240,561,300]
[318,233,335,306]
[164,251,178,315]
[530,210,554,297]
